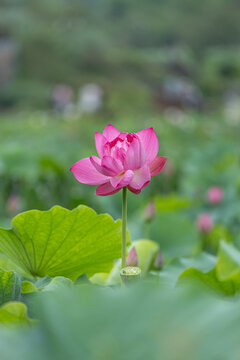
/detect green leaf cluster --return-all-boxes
[178,241,240,295]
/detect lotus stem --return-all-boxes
[121,187,127,268]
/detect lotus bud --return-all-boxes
[196,213,214,234]
[7,193,20,215]
[143,201,156,223]
[126,247,138,267]
[154,251,164,269]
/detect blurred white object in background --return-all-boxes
[52,84,74,115]
[78,84,103,114]
[157,76,203,110]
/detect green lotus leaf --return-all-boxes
[21,277,73,294]
[0,205,124,280]
[0,254,24,276]
[21,281,38,294]
[89,273,109,286]
[178,267,240,296]
[159,252,216,286]
[177,244,240,296]
[41,276,73,292]
[0,270,21,306]
[0,302,30,323]
[216,240,240,281]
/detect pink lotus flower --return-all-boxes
[196,213,214,233]
[70,124,167,196]
[207,186,224,205]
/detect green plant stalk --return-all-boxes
[122,187,127,268]
[144,220,151,239]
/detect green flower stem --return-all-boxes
[121,187,127,268]
[144,220,151,239]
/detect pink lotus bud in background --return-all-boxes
[196,213,214,233]
[143,201,156,222]
[207,186,224,205]
[126,247,138,267]
[70,124,167,196]
[154,251,164,269]
[6,193,20,215]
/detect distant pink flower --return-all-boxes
[207,186,224,205]
[70,124,167,196]
[143,201,156,222]
[196,213,214,233]
[6,193,20,215]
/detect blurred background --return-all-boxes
[0,0,240,256]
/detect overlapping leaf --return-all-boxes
[0,270,21,306]
[0,302,30,324]
[159,252,216,286]
[178,241,240,295]
[216,240,240,281]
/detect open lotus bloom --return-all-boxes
[70,124,167,196]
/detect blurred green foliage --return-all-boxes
[0,0,240,108]
[2,283,240,359]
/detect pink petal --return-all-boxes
[129,165,151,190]
[118,132,128,140]
[136,128,159,164]
[90,156,114,176]
[102,156,123,175]
[111,147,126,163]
[110,170,134,188]
[90,156,122,177]
[124,136,146,170]
[70,158,109,185]
[127,185,141,194]
[96,182,122,196]
[149,156,167,176]
[102,124,120,142]
[95,132,107,158]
